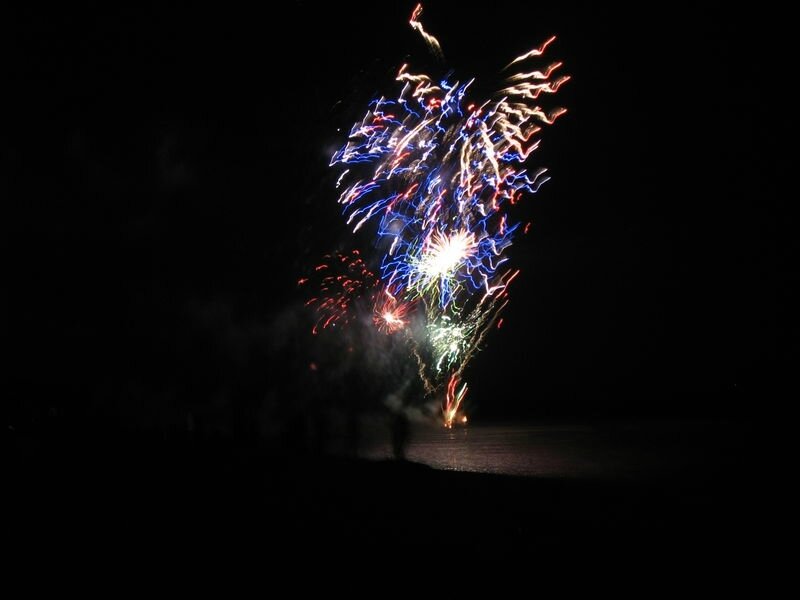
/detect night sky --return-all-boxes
[6,2,783,430]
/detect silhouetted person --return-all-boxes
[391,411,410,461]
[344,401,361,458]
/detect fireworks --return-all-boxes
[310,4,568,426]
[373,289,412,335]
[443,374,468,430]
[300,250,377,335]
[409,229,478,307]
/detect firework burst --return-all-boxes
[373,289,413,335]
[300,250,377,335]
[309,4,568,426]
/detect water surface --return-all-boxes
[358,420,743,479]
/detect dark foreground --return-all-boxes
[9,420,761,561]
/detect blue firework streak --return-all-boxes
[325,4,569,426]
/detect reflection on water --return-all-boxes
[358,420,741,479]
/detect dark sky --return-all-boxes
[5,2,784,426]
